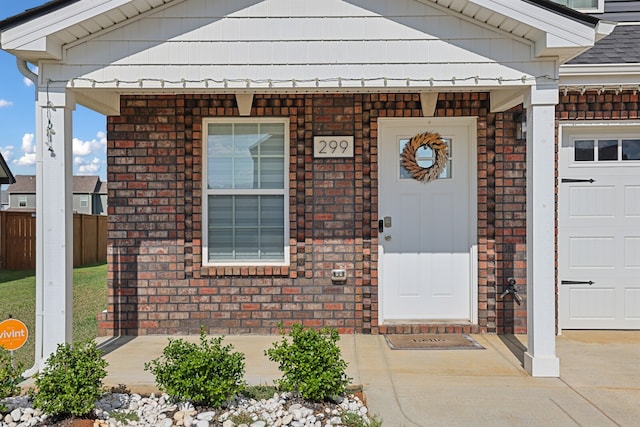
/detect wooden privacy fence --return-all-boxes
[0,211,107,270]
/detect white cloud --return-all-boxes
[23,77,34,87]
[77,157,101,175]
[72,138,93,156]
[0,99,13,108]
[11,134,36,166]
[15,152,36,166]
[73,132,107,157]
[0,146,13,161]
[21,133,35,154]
[72,131,106,176]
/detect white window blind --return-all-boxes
[203,119,289,264]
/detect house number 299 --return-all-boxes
[319,139,349,154]
[313,136,354,158]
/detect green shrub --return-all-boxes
[265,323,351,401]
[0,347,24,410]
[31,341,108,417]
[144,329,245,406]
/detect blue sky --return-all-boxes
[0,1,107,181]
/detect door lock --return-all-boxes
[378,216,392,233]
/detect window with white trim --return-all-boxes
[574,138,640,162]
[18,195,27,207]
[203,119,289,265]
[79,195,89,208]
[550,0,603,13]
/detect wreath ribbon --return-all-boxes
[401,131,448,183]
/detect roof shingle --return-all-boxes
[568,25,640,65]
[7,175,103,194]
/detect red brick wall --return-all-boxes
[99,92,527,336]
[557,90,639,120]
[493,108,528,334]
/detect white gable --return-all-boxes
[1,0,604,114]
[55,0,547,84]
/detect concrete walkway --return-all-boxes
[97,331,640,426]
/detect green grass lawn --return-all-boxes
[0,263,107,367]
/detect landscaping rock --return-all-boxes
[1,392,372,427]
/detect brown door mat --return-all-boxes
[384,334,484,350]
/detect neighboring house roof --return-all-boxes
[0,152,15,185]
[6,175,35,193]
[7,175,103,194]
[568,25,640,65]
[73,175,101,194]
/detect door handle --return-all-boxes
[378,219,384,233]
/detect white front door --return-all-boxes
[559,124,640,329]
[378,118,477,323]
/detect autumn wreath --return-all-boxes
[401,131,448,183]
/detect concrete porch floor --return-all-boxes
[96,331,640,426]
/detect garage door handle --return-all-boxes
[561,280,595,285]
[561,178,595,183]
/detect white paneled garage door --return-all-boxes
[559,124,640,329]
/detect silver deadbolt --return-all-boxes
[384,216,392,228]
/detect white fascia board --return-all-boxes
[559,63,640,87]
[560,63,640,77]
[595,20,617,42]
[535,35,590,64]
[462,0,596,52]
[3,38,63,61]
[1,0,139,59]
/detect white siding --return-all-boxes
[48,0,556,89]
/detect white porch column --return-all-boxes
[35,85,75,362]
[524,82,560,377]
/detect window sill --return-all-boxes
[199,265,291,277]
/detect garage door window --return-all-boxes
[623,139,640,160]
[575,138,640,163]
